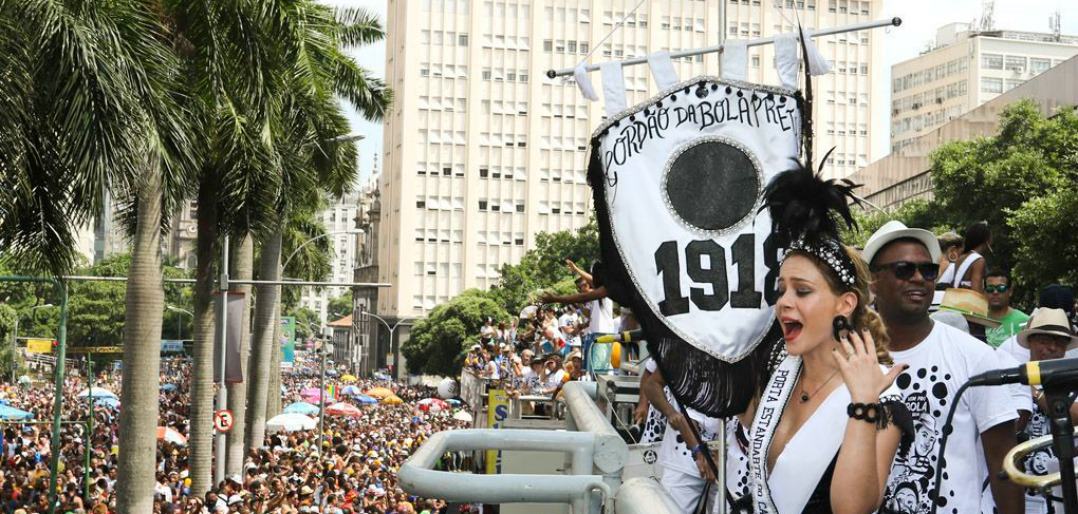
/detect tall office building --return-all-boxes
[299,191,361,323]
[378,0,884,324]
[890,22,1078,155]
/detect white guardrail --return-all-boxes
[399,380,682,514]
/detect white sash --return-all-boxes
[748,356,846,514]
[749,357,903,513]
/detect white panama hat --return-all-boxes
[861,220,941,266]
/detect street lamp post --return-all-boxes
[316,330,329,459]
[363,313,413,380]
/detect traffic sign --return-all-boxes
[214,410,234,432]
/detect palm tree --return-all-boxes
[225,233,253,475]
[0,2,193,512]
[243,2,389,450]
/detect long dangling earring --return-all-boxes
[832,315,850,342]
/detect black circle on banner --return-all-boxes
[664,139,760,231]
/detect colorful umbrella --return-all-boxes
[353,394,378,405]
[266,413,316,433]
[160,383,178,392]
[341,374,358,383]
[283,402,320,415]
[77,387,117,399]
[94,397,121,409]
[325,402,362,417]
[300,387,328,402]
[156,427,187,446]
[417,398,449,412]
[381,395,403,405]
[446,399,462,406]
[342,385,361,396]
[0,404,33,421]
[452,410,473,423]
[365,387,394,398]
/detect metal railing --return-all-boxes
[399,381,629,513]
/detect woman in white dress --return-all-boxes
[741,166,914,514]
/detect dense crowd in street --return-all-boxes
[0,355,469,514]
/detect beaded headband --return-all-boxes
[787,237,857,287]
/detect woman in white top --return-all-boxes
[951,221,991,293]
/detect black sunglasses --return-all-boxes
[984,284,1009,293]
[871,261,939,281]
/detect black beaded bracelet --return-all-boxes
[847,402,890,430]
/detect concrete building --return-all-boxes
[297,191,361,323]
[167,200,199,269]
[378,0,886,332]
[352,176,385,376]
[890,23,1078,155]
[850,54,1078,208]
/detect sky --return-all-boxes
[331,0,1078,183]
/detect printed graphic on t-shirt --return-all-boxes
[1023,406,1055,487]
[884,366,953,514]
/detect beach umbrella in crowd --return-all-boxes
[446,399,462,406]
[17,376,31,385]
[365,387,394,398]
[341,385,361,396]
[373,372,391,381]
[300,387,326,402]
[266,413,317,433]
[94,397,121,410]
[417,398,449,412]
[77,387,117,400]
[382,395,403,405]
[326,369,338,377]
[0,404,33,421]
[452,410,473,423]
[160,383,178,392]
[340,374,358,383]
[156,427,187,446]
[283,402,320,416]
[353,394,378,405]
[325,402,363,417]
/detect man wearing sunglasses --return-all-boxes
[863,221,1022,514]
[985,270,1029,348]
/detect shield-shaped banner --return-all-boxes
[588,77,803,414]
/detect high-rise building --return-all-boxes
[378,0,884,325]
[890,23,1078,155]
[298,191,361,323]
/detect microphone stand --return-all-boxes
[1043,388,1078,513]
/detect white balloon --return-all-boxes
[437,378,458,399]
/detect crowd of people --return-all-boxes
[0,354,470,514]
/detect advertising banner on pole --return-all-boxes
[484,389,510,474]
[280,316,296,369]
[161,340,185,353]
[26,339,53,354]
[213,292,245,383]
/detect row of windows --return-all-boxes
[981,54,1056,75]
[481,34,531,51]
[893,57,970,93]
[660,17,706,33]
[480,68,529,83]
[478,200,526,213]
[420,0,469,14]
[419,64,468,79]
[418,96,467,112]
[414,262,463,277]
[980,77,1026,94]
[413,197,584,215]
[892,105,965,136]
[543,39,590,55]
[419,30,468,47]
[484,1,529,20]
[892,81,968,115]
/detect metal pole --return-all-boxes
[214,236,230,486]
[11,316,18,383]
[317,342,326,456]
[546,17,902,78]
[47,280,68,514]
[84,353,93,503]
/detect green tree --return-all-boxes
[488,218,599,315]
[402,290,509,377]
[927,100,1078,304]
[328,292,353,321]
[929,100,1075,274]
[842,199,950,249]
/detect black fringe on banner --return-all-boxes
[586,141,783,418]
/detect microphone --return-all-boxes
[969,357,1078,388]
[595,330,645,344]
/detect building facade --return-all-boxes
[852,55,1078,208]
[890,23,1078,155]
[297,191,361,323]
[379,0,885,324]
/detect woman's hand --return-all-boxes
[694,450,717,481]
[832,328,906,404]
